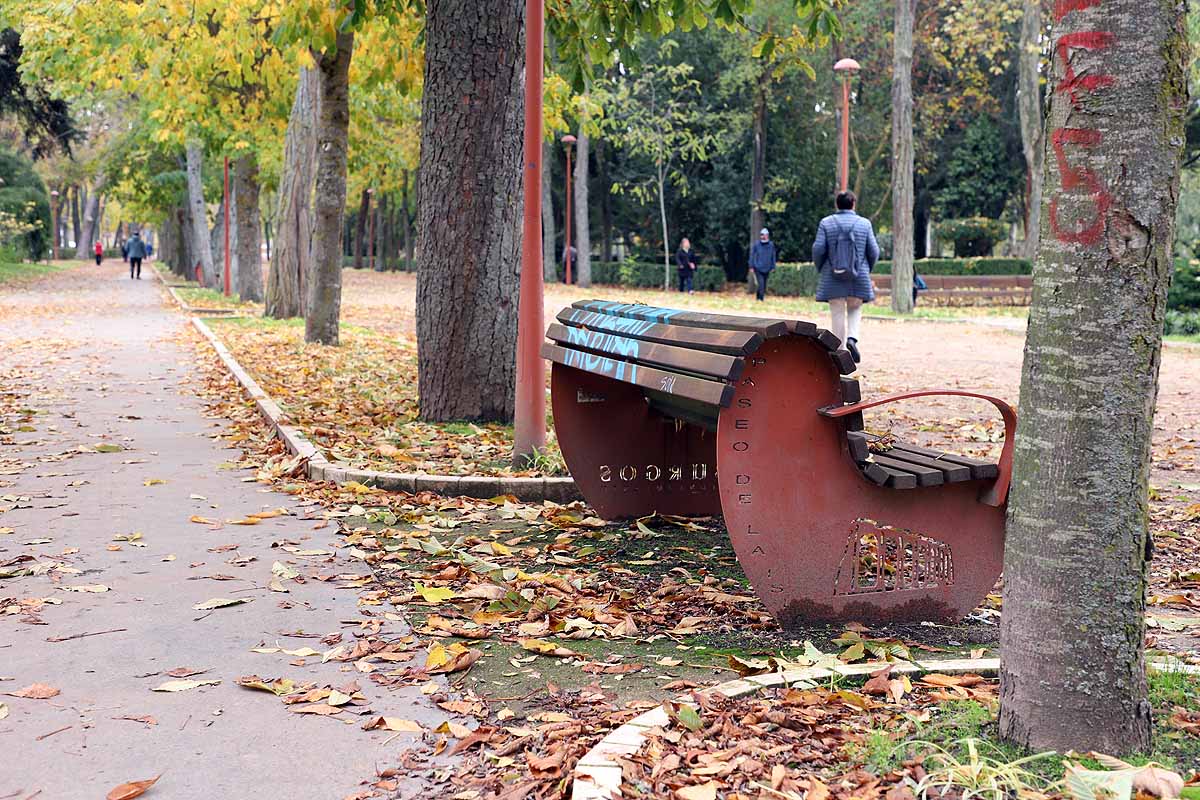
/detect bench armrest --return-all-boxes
[819,390,1016,507]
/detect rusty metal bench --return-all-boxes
[543,300,1015,627]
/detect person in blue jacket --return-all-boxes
[811,191,879,363]
[748,228,777,301]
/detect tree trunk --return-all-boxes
[263,216,272,261]
[375,193,388,272]
[353,188,369,269]
[266,67,319,319]
[70,186,81,251]
[747,66,772,292]
[181,196,198,279]
[234,154,264,302]
[658,169,670,291]
[184,141,216,287]
[1016,0,1045,259]
[74,177,105,260]
[416,0,524,422]
[890,0,916,314]
[305,30,354,346]
[999,0,1187,754]
[402,170,415,271]
[574,125,591,287]
[210,198,227,288]
[172,207,188,276]
[541,138,557,282]
[597,137,613,262]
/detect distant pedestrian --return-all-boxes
[145,241,154,259]
[126,231,147,280]
[676,238,698,293]
[563,245,577,284]
[93,241,103,266]
[121,239,129,263]
[812,190,879,364]
[748,228,777,301]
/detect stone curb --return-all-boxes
[570,657,1200,800]
[152,266,240,316]
[188,316,580,503]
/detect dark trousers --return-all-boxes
[94,254,102,265]
[678,270,693,292]
[753,269,769,300]
[130,257,142,278]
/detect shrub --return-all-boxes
[938,217,1008,257]
[1164,309,1200,336]
[1169,259,1200,310]
[871,257,1032,276]
[771,262,819,296]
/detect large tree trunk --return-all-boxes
[402,170,415,271]
[999,0,1187,754]
[70,186,81,251]
[574,125,591,287]
[541,139,557,282]
[890,0,916,314]
[597,137,613,262]
[181,196,199,279]
[353,188,369,269]
[1016,0,1045,260]
[74,177,105,260]
[305,31,354,346]
[746,68,771,292]
[234,154,264,302]
[266,67,319,319]
[416,0,524,422]
[172,207,188,276]
[185,141,216,287]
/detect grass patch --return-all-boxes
[0,260,74,286]
[176,286,260,311]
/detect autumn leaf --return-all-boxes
[675,780,718,800]
[363,716,423,733]
[0,702,7,720]
[6,683,60,699]
[151,679,220,692]
[425,642,482,674]
[192,597,251,610]
[106,776,160,800]
[413,582,457,603]
[235,676,298,696]
[292,703,342,716]
[518,639,581,658]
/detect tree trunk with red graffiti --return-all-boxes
[999,0,1188,754]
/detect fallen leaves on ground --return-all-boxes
[192,597,251,610]
[106,776,160,800]
[6,683,59,699]
[151,679,221,692]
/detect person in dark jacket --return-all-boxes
[748,228,777,301]
[676,238,698,293]
[126,231,147,279]
[812,191,879,363]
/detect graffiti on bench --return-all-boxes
[559,324,642,383]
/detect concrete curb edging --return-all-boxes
[188,316,580,503]
[153,265,240,316]
[571,657,1200,800]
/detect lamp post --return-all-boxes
[50,189,59,261]
[833,58,861,193]
[223,156,231,296]
[513,0,546,467]
[562,134,577,285]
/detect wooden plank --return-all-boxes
[829,350,856,375]
[878,448,971,483]
[873,455,944,487]
[645,389,720,432]
[571,300,791,338]
[847,431,870,462]
[840,377,861,403]
[861,462,890,485]
[875,464,917,489]
[542,343,732,408]
[556,307,762,356]
[546,323,744,381]
[889,443,999,480]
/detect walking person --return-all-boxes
[676,237,698,293]
[126,230,147,279]
[748,228,777,301]
[812,191,879,364]
[93,240,103,266]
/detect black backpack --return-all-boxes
[827,218,858,281]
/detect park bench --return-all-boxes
[874,274,1033,305]
[543,300,1015,626]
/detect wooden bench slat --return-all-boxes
[557,308,763,356]
[571,300,791,338]
[847,431,870,462]
[872,455,945,487]
[861,461,890,485]
[888,443,999,480]
[877,448,972,483]
[546,323,744,381]
[875,464,917,489]
[840,377,862,404]
[645,389,720,432]
[542,342,733,408]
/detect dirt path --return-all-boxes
[1,262,447,799]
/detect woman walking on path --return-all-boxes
[812,191,879,364]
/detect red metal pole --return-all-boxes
[564,147,573,285]
[839,78,850,192]
[513,0,546,467]
[223,156,231,296]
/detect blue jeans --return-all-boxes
[753,269,769,300]
[678,270,693,292]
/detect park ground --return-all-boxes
[2,260,1199,799]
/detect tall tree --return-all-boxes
[574,124,591,287]
[541,138,557,281]
[416,0,524,421]
[305,28,354,346]
[1016,0,1044,258]
[73,176,104,259]
[184,141,217,286]
[999,0,1187,753]
[890,0,916,313]
[267,67,318,319]
[234,154,264,302]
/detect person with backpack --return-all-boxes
[748,228,777,301]
[126,231,147,279]
[812,190,879,364]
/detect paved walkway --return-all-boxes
[1,262,445,799]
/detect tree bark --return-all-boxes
[70,186,81,251]
[999,0,1187,754]
[658,167,671,291]
[574,125,591,287]
[747,67,771,292]
[74,176,105,260]
[1017,0,1045,259]
[416,0,524,422]
[234,154,264,302]
[541,138,557,282]
[266,67,319,319]
[890,0,916,314]
[375,192,388,272]
[184,141,216,287]
[305,30,354,345]
[402,170,415,271]
[353,188,369,269]
[597,136,613,262]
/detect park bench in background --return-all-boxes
[874,274,1033,305]
[543,300,1015,626]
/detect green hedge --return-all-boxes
[871,257,1032,276]
[1165,309,1200,336]
[771,263,820,296]
[1169,259,1200,311]
[587,260,725,291]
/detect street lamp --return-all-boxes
[50,189,59,261]
[562,134,577,285]
[833,58,861,193]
